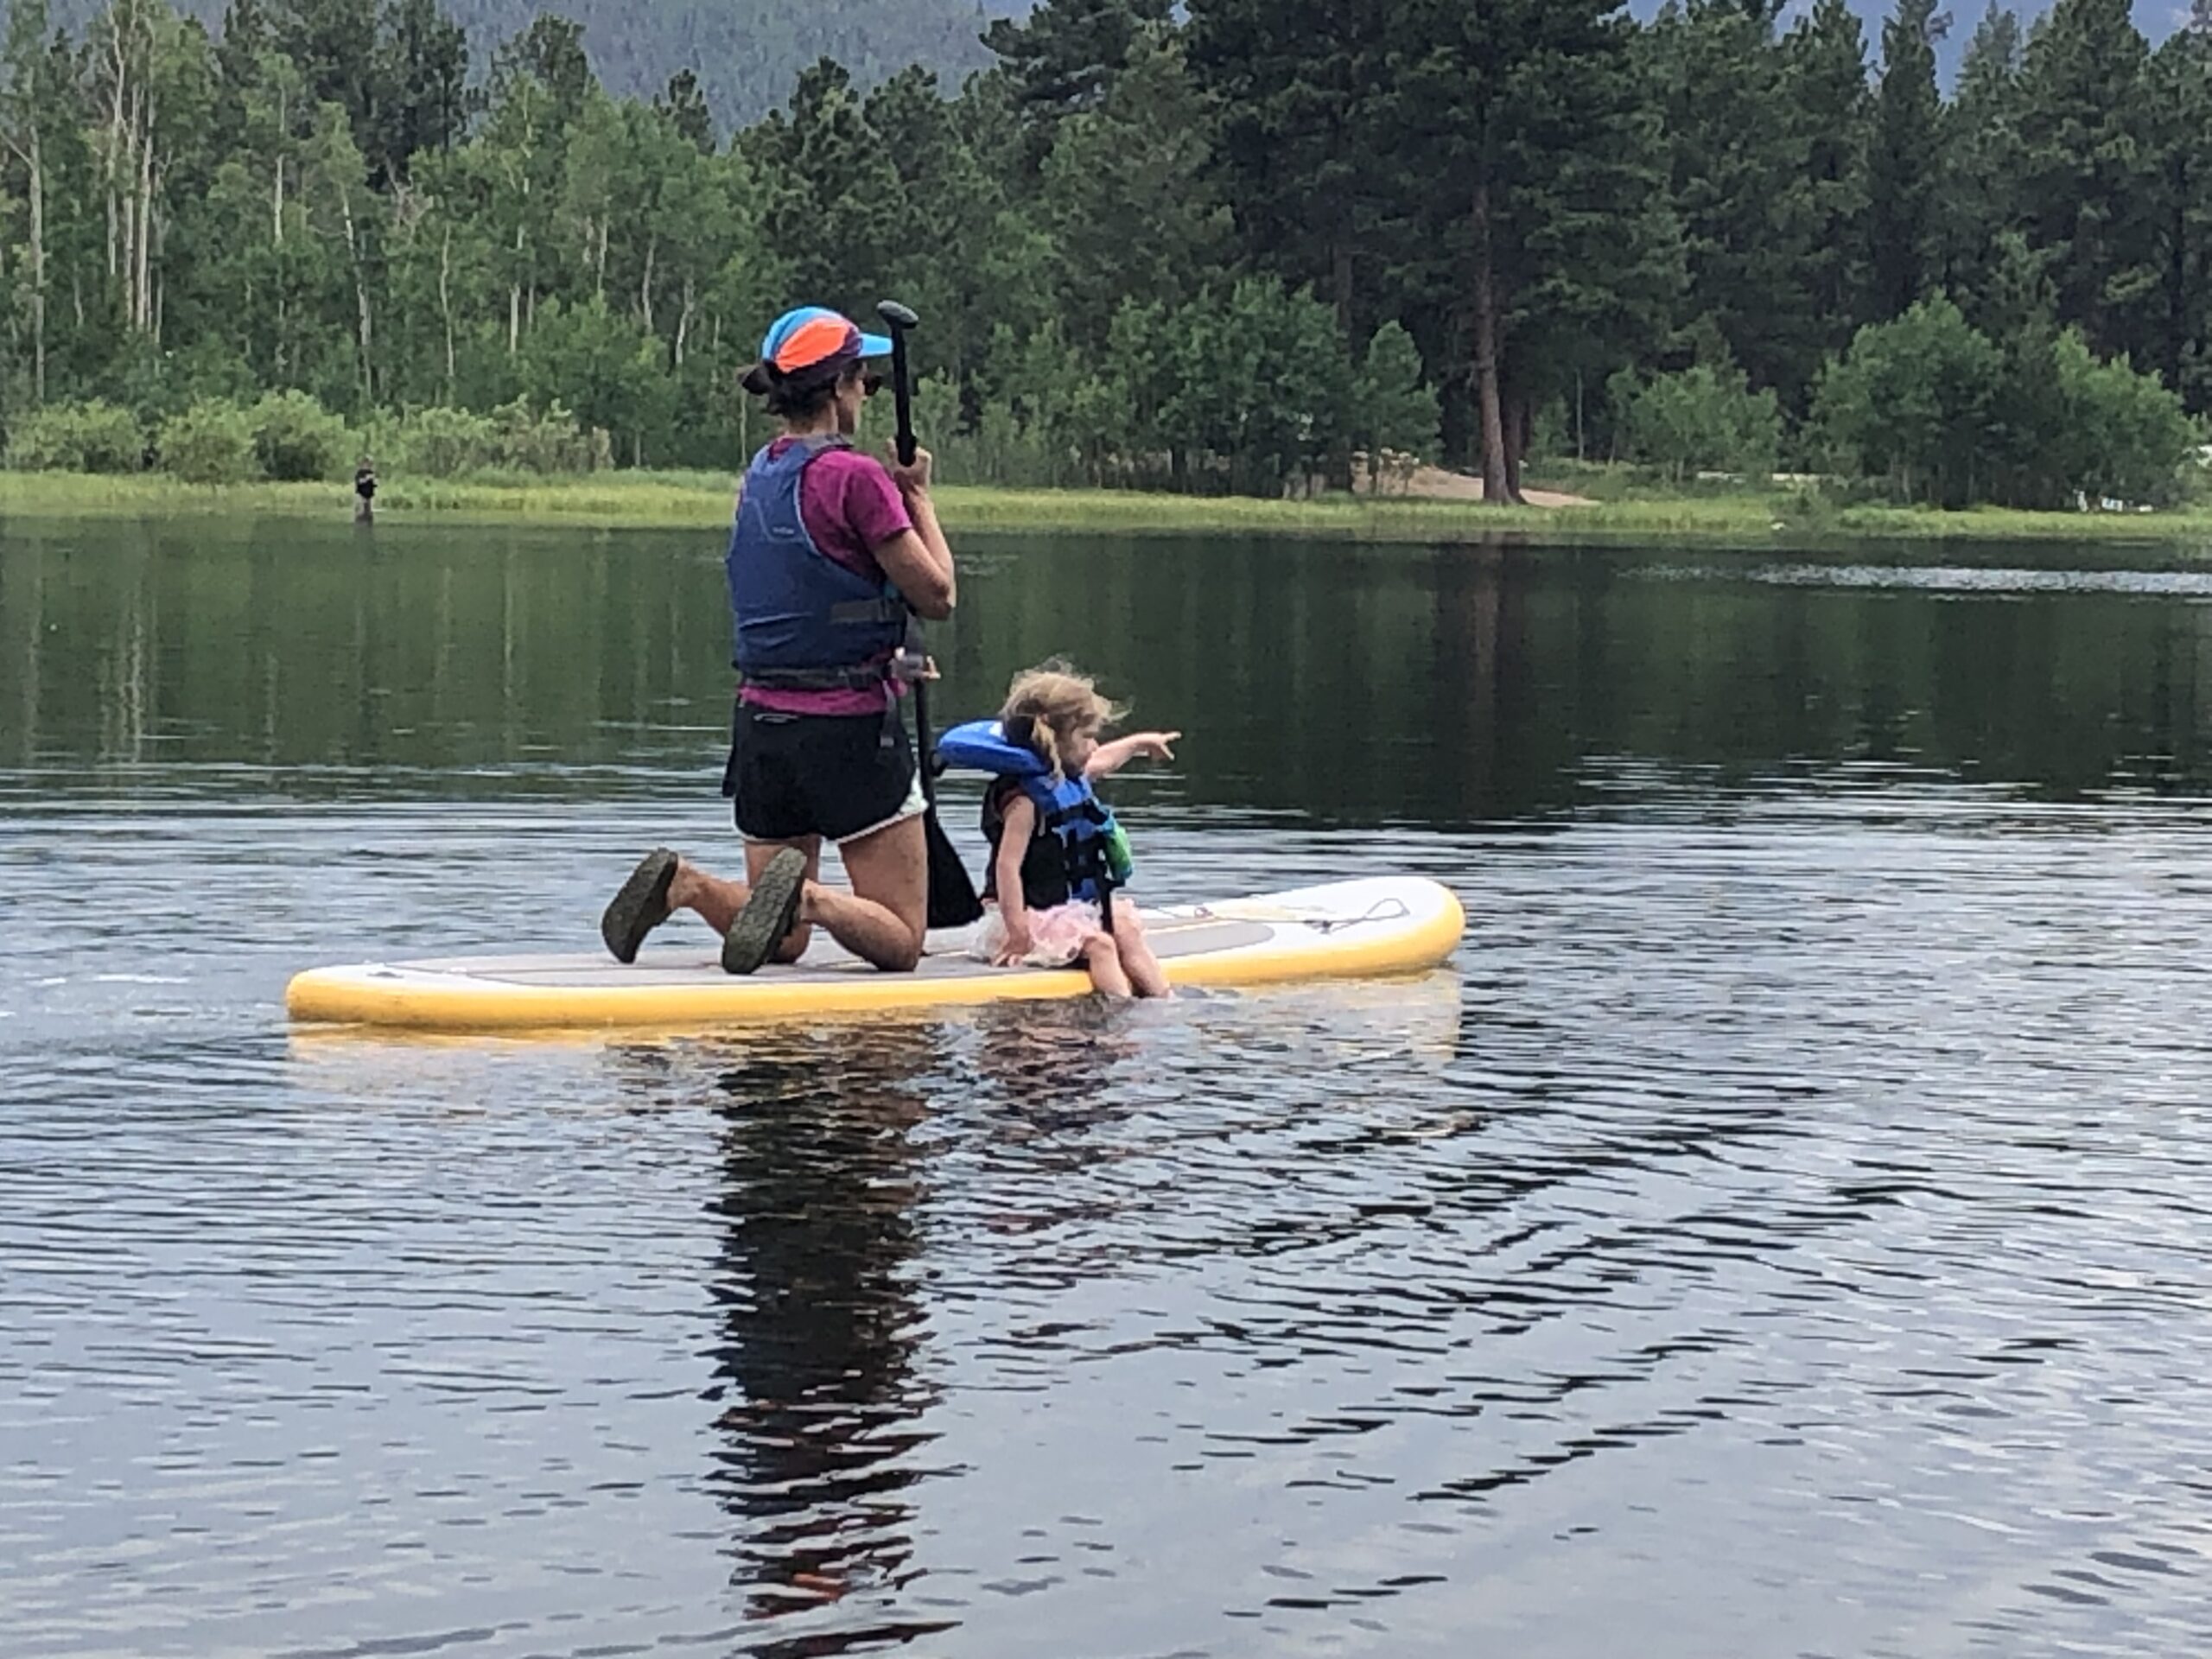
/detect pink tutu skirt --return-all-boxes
[973,900,1104,969]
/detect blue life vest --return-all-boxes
[728,435,908,690]
[938,720,1135,907]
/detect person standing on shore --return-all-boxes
[600,305,957,976]
[353,458,377,524]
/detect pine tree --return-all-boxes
[981,0,1170,171]
[2144,22,2212,406]
[1867,0,1946,321]
[1647,0,1823,407]
[374,0,469,184]
[2014,0,2158,360]
[1940,3,2026,316]
[741,57,902,313]
[1035,29,1229,349]
[1379,0,1668,499]
[1787,0,1873,350]
[655,67,712,153]
[1185,0,1382,327]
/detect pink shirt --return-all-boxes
[738,441,916,716]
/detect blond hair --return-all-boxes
[1000,660,1125,781]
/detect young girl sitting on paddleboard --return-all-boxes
[943,664,1177,999]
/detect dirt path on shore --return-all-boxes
[1397,464,1594,507]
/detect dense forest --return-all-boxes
[0,0,2208,506]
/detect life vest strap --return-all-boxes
[827,597,909,626]
[741,660,899,692]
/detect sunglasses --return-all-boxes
[861,371,886,397]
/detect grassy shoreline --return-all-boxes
[4,466,2211,545]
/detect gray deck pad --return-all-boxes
[400,916,1274,988]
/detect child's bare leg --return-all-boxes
[1081,933,1134,998]
[1111,906,1171,998]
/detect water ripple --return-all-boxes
[6,778,2212,1657]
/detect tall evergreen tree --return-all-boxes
[374,0,469,184]
[1787,0,1873,348]
[1186,0,1382,328]
[1940,3,2027,316]
[2014,0,2158,360]
[1385,0,1668,499]
[1647,0,1822,406]
[1867,0,1946,321]
[2144,21,2212,406]
[741,57,902,312]
[655,67,713,153]
[1035,29,1230,350]
[270,0,377,161]
[981,0,1170,171]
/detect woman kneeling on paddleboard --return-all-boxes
[947,664,1178,1000]
[601,305,956,976]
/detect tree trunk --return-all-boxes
[439,224,456,397]
[1502,386,1527,503]
[338,180,373,402]
[1471,172,1513,505]
[508,220,524,354]
[674,275,693,368]
[135,85,155,332]
[25,124,44,403]
[639,237,656,334]
[103,19,126,283]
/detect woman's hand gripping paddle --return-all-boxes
[878,299,984,931]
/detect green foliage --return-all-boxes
[157,399,259,482]
[1814,296,2196,507]
[1353,323,1440,472]
[371,404,500,476]
[3,0,2207,513]
[487,397,613,474]
[1868,0,1947,319]
[1611,361,1783,483]
[2045,331,2202,505]
[6,400,146,472]
[251,390,351,480]
[1813,296,2003,505]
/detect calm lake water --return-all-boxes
[5,516,2212,1657]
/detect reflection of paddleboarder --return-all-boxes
[353,457,377,524]
[700,1032,950,1643]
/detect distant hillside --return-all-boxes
[52,0,1027,128]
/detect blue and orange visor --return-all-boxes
[758,307,891,378]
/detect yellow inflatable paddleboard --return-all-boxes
[285,875,1465,1033]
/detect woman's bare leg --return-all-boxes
[666,855,757,936]
[805,815,929,972]
[663,817,927,974]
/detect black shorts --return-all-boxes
[721,702,925,846]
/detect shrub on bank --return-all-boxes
[157,400,258,484]
[7,400,146,474]
[1610,360,1783,484]
[374,405,500,477]
[251,391,351,481]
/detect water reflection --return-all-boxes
[14,518,2212,820]
[696,1031,949,1653]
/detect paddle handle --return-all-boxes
[881,302,918,467]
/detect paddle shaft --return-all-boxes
[876,299,982,931]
